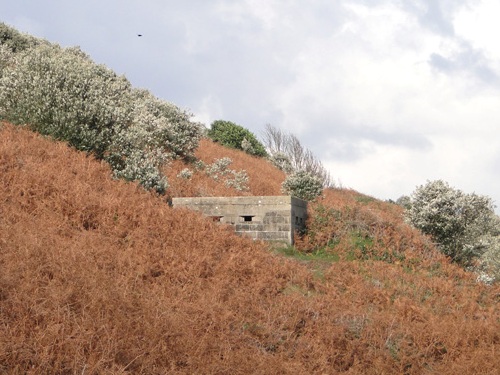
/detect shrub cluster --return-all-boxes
[203,157,249,191]
[1,43,133,155]
[0,23,202,193]
[207,120,267,157]
[404,180,500,279]
[281,170,323,201]
[177,167,194,179]
[108,89,202,194]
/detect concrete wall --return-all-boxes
[171,196,307,245]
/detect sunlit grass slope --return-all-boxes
[1,123,499,374]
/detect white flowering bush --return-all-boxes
[477,238,500,283]
[405,180,498,267]
[224,170,249,191]
[177,168,193,180]
[281,170,323,201]
[0,22,41,54]
[395,195,412,210]
[127,89,202,160]
[193,160,206,171]
[268,152,294,174]
[0,44,12,79]
[0,24,203,194]
[241,137,255,155]
[204,157,233,179]
[476,215,500,283]
[203,157,249,191]
[113,149,168,194]
[0,43,133,157]
[107,89,202,192]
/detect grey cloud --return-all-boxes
[429,41,500,86]
[408,0,455,36]
[401,0,477,36]
[429,53,453,72]
[323,140,368,162]
[362,127,432,150]
[295,118,433,163]
[309,131,432,163]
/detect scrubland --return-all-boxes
[1,123,499,374]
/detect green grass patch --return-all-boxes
[272,244,340,262]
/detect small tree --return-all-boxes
[263,124,333,188]
[405,180,497,267]
[207,120,267,157]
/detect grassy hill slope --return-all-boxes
[1,123,499,374]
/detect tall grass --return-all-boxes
[1,123,499,374]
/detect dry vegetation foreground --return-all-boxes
[1,123,499,374]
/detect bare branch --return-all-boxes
[262,124,333,188]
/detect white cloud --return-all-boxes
[257,1,500,205]
[192,94,224,127]
[454,0,500,60]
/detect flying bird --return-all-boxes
[137,34,143,37]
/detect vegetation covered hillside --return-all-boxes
[1,123,500,374]
[1,22,499,374]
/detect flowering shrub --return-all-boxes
[203,157,249,191]
[477,216,500,283]
[240,137,255,155]
[0,43,133,155]
[107,89,202,192]
[113,149,168,194]
[0,44,12,79]
[0,22,40,53]
[281,170,323,201]
[128,89,202,160]
[204,157,233,179]
[405,180,498,267]
[395,195,412,209]
[193,160,206,171]
[224,170,249,191]
[0,24,203,194]
[177,168,194,179]
[268,152,294,174]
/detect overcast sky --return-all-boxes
[2,0,500,207]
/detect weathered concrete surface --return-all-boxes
[172,196,307,245]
